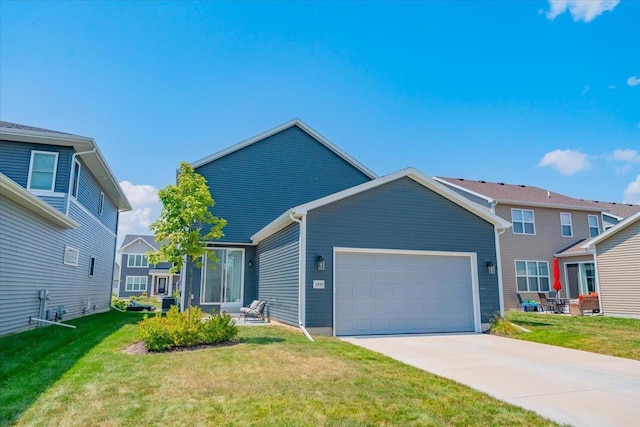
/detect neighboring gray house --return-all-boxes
[0,121,131,336]
[181,119,510,335]
[582,212,640,319]
[117,234,180,298]
[433,177,612,309]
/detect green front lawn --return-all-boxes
[502,311,640,361]
[0,311,558,426]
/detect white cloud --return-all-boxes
[538,149,591,175]
[546,0,620,23]
[117,181,161,245]
[608,84,616,90]
[612,149,640,163]
[627,76,640,87]
[623,175,640,204]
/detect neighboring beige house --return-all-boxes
[582,212,640,319]
[434,177,612,310]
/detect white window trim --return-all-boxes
[515,260,550,293]
[588,215,600,238]
[99,191,105,215]
[125,276,148,292]
[28,150,59,192]
[511,208,536,235]
[63,246,79,267]
[560,212,573,237]
[71,159,81,199]
[127,254,149,268]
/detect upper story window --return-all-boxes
[128,254,149,268]
[560,213,573,237]
[588,215,600,238]
[99,191,105,215]
[511,208,535,235]
[71,159,81,198]
[28,151,58,191]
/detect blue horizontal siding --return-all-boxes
[76,158,118,231]
[256,223,300,326]
[305,177,499,328]
[195,125,372,243]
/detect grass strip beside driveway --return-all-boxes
[504,311,640,361]
[1,311,558,426]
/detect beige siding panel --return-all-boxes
[498,204,600,309]
[596,221,640,318]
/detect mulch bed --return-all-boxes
[122,339,240,355]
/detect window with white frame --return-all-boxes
[99,191,105,215]
[127,254,149,267]
[28,151,59,191]
[63,246,79,266]
[71,159,81,198]
[560,213,573,237]
[516,260,550,292]
[511,209,535,235]
[125,276,148,292]
[588,215,600,237]
[89,257,96,277]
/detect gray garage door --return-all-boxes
[334,250,476,336]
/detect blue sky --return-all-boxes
[1,1,638,240]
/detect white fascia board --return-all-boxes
[581,211,640,249]
[494,199,608,213]
[1,127,132,211]
[0,173,80,229]
[296,167,511,229]
[250,209,297,244]
[118,236,158,253]
[190,119,378,180]
[554,249,594,258]
[432,177,495,204]
[602,212,624,221]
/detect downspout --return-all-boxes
[290,212,314,341]
[495,226,507,317]
[66,147,97,215]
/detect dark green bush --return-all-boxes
[136,306,238,351]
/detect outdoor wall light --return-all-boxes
[248,260,254,268]
[317,255,325,271]
[486,260,496,275]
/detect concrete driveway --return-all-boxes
[341,334,640,427]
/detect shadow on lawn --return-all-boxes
[0,311,143,426]
[513,319,555,327]
[240,336,286,345]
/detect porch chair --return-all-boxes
[239,300,266,321]
[516,294,525,311]
[538,293,555,313]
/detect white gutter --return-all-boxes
[289,212,314,341]
[66,147,97,215]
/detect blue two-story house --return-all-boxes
[0,121,131,336]
[181,119,510,336]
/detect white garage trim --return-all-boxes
[333,247,481,336]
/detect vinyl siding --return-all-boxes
[497,204,601,307]
[256,224,300,326]
[194,125,372,243]
[0,195,116,336]
[595,221,640,318]
[75,157,118,230]
[119,253,152,297]
[305,177,499,328]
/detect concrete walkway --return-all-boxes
[341,334,640,427]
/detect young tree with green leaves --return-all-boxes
[149,161,226,313]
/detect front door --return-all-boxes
[201,248,244,311]
[158,277,167,294]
